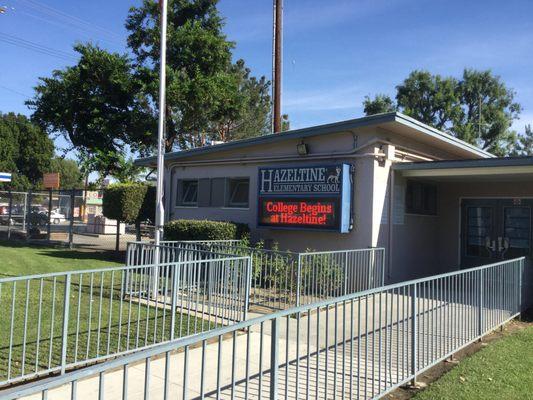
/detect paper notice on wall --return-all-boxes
[393,183,405,225]
[380,183,405,225]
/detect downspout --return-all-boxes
[387,166,395,283]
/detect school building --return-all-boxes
[135,112,533,297]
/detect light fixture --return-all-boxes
[296,141,308,156]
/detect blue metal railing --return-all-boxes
[3,257,524,400]
[0,249,251,387]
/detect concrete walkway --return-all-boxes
[19,292,513,400]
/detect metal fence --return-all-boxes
[0,251,251,387]
[0,189,153,252]
[127,241,385,310]
[4,257,524,400]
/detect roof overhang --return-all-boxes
[135,112,493,167]
[394,156,533,181]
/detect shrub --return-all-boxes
[164,219,249,241]
[102,183,155,223]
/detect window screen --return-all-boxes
[405,181,437,215]
[226,178,249,208]
[178,180,198,206]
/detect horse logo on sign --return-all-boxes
[327,166,341,184]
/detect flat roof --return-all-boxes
[135,112,493,166]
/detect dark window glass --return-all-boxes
[178,180,198,206]
[226,178,249,208]
[504,206,531,258]
[405,181,437,215]
[466,206,493,257]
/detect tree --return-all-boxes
[513,124,533,156]
[29,1,271,173]
[47,157,83,189]
[0,112,54,190]
[28,44,155,176]
[102,183,155,241]
[111,154,148,183]
[396,70,461,130]
[125,0,271,151]
[364,69,521,155]
[363,94,396,115]
[454,69,521,155]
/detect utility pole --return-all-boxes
[154,0,168,247]
[272,0,283,133]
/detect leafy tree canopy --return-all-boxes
[47,157,84,189]
[363,69,523,156]
[29,0,272,177]
[0,112,54,190]
[363,94,396,115]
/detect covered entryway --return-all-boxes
[392,156,533,307]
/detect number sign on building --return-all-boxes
[258,164,353,233]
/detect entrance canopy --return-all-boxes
[393,156,533,181]
[389,156,533,300]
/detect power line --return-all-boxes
[0,84,31,99]
[0,32,78,61]
[12,0,123,42]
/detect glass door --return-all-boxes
[461,198,532,268]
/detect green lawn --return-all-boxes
[0,241,121,278]
[414,325,533,400]
[0,242,214,383]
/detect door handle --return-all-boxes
[485,236,496,253]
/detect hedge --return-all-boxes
[164,219,249,241]
[102,183,155,223]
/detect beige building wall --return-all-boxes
[161,123,493,283]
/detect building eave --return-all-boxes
[135,112,493,167]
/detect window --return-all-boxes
[405,181,437,215]
[177,180,198,206]
[176,177,250,208]
[226,178,249,208]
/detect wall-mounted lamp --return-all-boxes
[296,141,308,156]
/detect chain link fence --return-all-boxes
[0,189,154,254]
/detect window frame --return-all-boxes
[225,177,250,209]
[177,179,199,207]
[405,180,437,216]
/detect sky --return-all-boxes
[1,0,533,157]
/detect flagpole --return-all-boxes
[155,0,168,247]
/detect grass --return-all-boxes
[0,242,214,383]
[0,240,121,278]
[413,325,533,400]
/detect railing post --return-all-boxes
[478,269,484,339]
[381,249,386,286]
[7,189,12,240]
[410,283,418,387]
[243,256,252,322]
[518,259,523,317]
[296,255,302,307]
[343,251,348,296]
[169,259,179,340]
[61,273,71,374]
[368,249,374,289]
[68,190,75,249]
[46,188,52,242]
[270,317,280,399]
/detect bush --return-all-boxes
[164,219,249,241]
[102,183,154,223]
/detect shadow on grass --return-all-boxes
[36,249,124,263]
[0,240,124,263]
